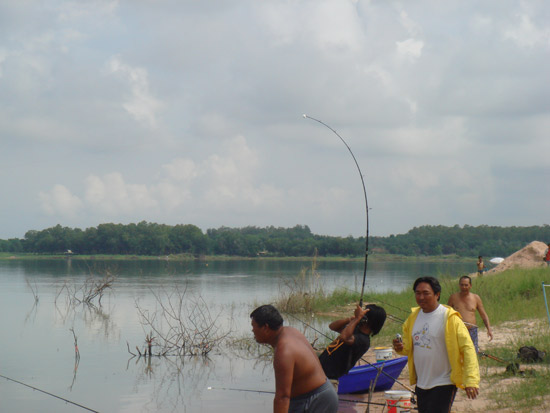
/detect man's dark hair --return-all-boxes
[413,276,442,301]
[250,304,283,330]
[459,275,472,284]
[364,304,386,336]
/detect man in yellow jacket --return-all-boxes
[393,276,479,413]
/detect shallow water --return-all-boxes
[0,258,471,412]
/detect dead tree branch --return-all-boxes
[132,285,231,357]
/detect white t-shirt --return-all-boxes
[412,304,453,389]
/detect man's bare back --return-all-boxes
[273,327,327,397]
[250,305,338,413]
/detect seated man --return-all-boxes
[319,304,387,380]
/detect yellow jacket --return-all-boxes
[396,304,480,389]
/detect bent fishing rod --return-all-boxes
[303,114,369,307]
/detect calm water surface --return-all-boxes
[0,259,472,412]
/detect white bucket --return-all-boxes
[385,390,411,413]
[374,346,393,362]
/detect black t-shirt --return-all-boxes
[319,330,371,379]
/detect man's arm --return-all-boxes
[273,345,294,413]
[475,295,493,341]
[447,293,456,308]
[454,316,480,396]
[328,317,353,333]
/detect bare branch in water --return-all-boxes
[26,279,39,303]
[132,284,232,357]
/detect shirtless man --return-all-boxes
[447,275,493,353]
[250,305,338,413]
[477,256,485,276]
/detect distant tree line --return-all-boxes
[1,222,549,258]
[370,224,550,257]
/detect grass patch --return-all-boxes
[273,257,328,313]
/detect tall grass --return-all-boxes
[440,267,550,324]
[274,257,327,313]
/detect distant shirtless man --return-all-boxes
[477,256,485,276]
[250,305,338,413]
[447,275,493,353]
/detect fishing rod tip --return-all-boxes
[302,114,307,118]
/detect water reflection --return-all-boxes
[124,355,218,412]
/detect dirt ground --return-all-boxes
[336,319,549,412]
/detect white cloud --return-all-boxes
[36,136,284,222]
[396,38,424,61]
[85,172,158,215]
[154,182,191,211]
[57,0,119,22]
[39,184,83,216]
[260,0,364,52]
[398,10,422,37]
[0,49,7,77]
[106,56,163,128]
[202,135,282,208]
[161,158,199,182]
[504,13,550,48]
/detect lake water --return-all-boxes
[0,258,472,412]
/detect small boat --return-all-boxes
[337,356,408,394]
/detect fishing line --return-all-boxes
[207,386,275,395]
[0,373,100,412]
[208,386,394,408]
[303,114,370,307]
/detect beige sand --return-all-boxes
[477,240,549,277]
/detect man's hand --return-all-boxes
[354,305,369,320]
[392,338,404,352]
[487,329,493,341]
[465,387,479,399]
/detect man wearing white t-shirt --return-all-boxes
[393,277,480,413]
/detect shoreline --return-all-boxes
[0,252,474,263]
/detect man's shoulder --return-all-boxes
[448,292,459,300]
[472,292,483,302]
[275,327,299,347]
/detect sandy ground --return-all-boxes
[336,319,549,412]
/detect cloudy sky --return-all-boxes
[1,0,549,240]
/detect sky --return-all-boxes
[1,0,549,240]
